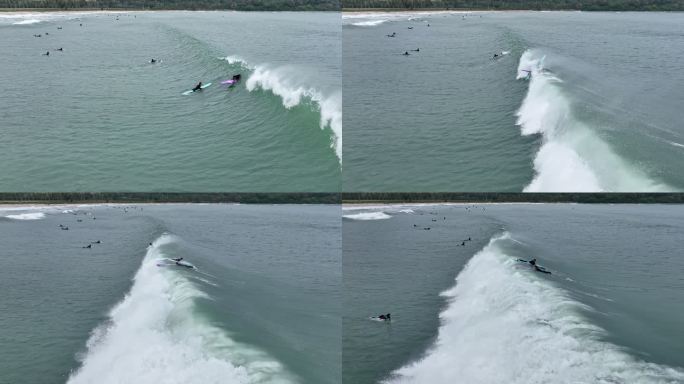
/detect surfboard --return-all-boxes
[221,79,236,85]
[182,82,212,95]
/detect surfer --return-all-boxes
[378,313,391,321]
[403,51,410,56]
[56,48,63,51]
[517,258,551,274]
[192,82,203,92]
[171,257,183,262]
[411,48,420,52]
[43,51,49,56]
[232,74,241,81]
[83,244,92,249]
[150,58,157,63]
[493,53,499,59]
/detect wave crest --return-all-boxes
[516,50,669,192]
[67,234,296,384]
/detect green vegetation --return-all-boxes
[0,0,339,11]
[342,193,684,204]
[0,192,340,204]
[342,0,684,11]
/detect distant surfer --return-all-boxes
[232,74,241,81]
[83,244,91,249]
[150,58,157,63]
[411,48,420,52]
[56,48,63,51]
[376,313,391,321]
[493,53,499,59]
[403,51,410,56]
[43,51,49,56]
[192,82,203,92]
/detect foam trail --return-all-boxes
[385,233,684,384]
[343,212,392,221]
[4,212,45,220]
[515,50,669,192]
[67,234,297,384]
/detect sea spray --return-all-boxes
[515,50,668,192]
[384,233,684,384]
[67,234,297,384]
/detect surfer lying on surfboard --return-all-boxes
[192,82,203,92]
[372,313,391,321]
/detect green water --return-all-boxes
[0,11,341,192]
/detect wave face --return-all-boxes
[4,212,45,220]
[385,233,684,384]
[67,234,296,384]
[343,212,392,221]
[516,50,670,192]
[223,57,342,163]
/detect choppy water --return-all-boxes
[343,203,684,383]
[0,11,341,191]
[343,11,684,192]
[0,204,340,384]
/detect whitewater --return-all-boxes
[67,234,297,384]
[515,50,671,192]
[385,233,684,384]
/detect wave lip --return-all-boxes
[343,212,392,221]
[4,212,45,220]
[515,50,671,192]
[384,233,684,384]
[67,234,297,384]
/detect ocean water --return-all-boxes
[343,203,684,383]
[343,11,684,192]
[0,11,341,191]
[0,204,340,384]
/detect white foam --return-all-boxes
[13,19,42,25]
[351,19,388,27]
[516,50,670,192]
[385,233,684,384]
[4,212,45,220]
[398,209,415,214]
[67,235,296,384]
[343,212,392,221]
